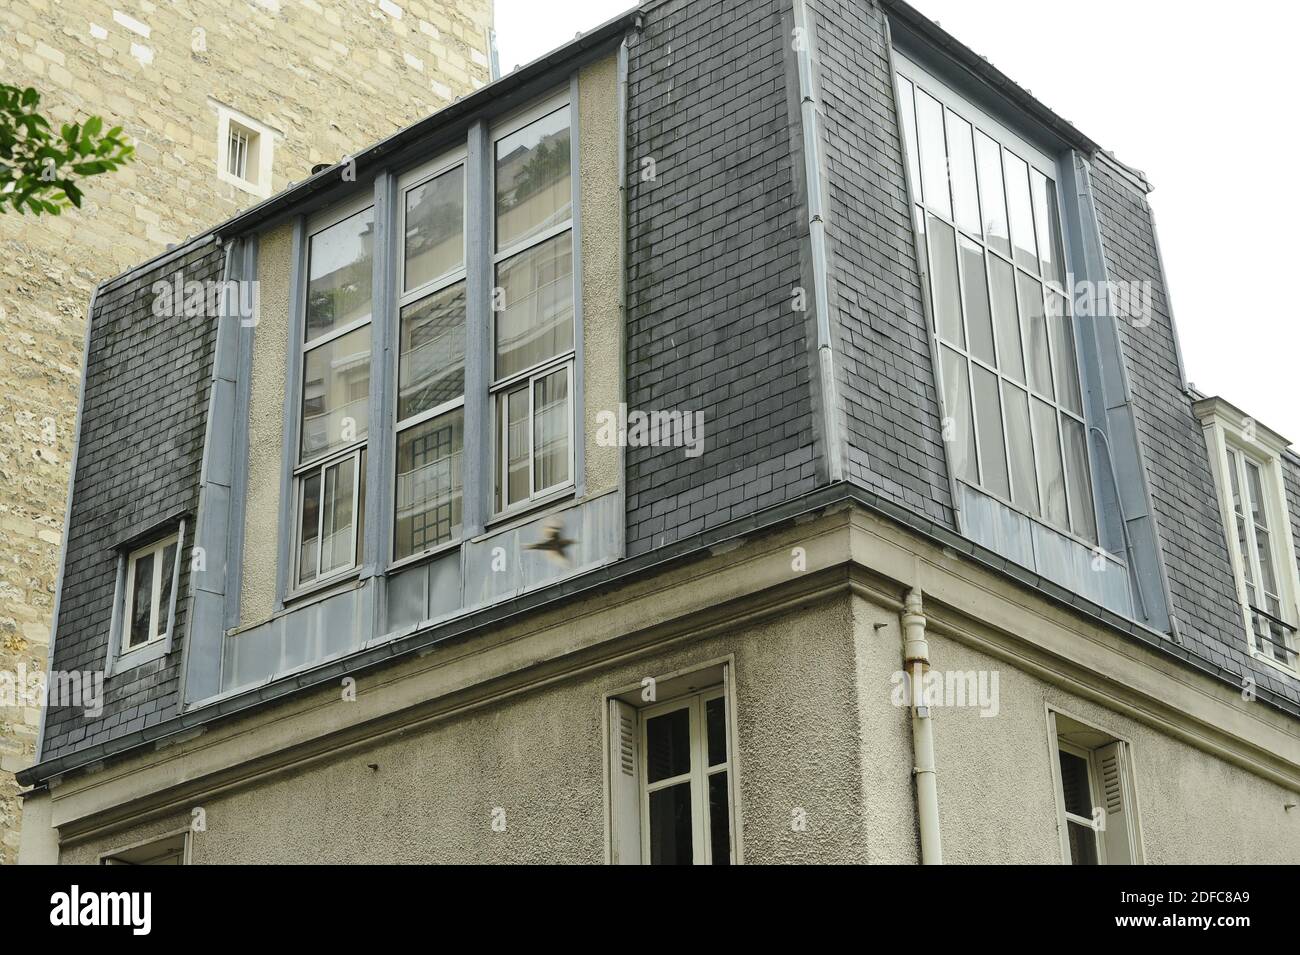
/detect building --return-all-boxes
[0,0,492,863]
[14,0,1300,864]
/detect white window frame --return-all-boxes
[489,92,577,517]
[1046,707,1143,866]
[606,661,741,866]
[121,531,181,657]
[213,100,275,199]
[291,195,376,594]
[390,149,469,567]
[495,359,575,516]
[1196,397,1300,674]
[894,52,1098,547]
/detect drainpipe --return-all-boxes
[902,588,942,864]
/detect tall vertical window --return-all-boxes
[227,126,251,180]
[896,62,1097,543]
[492,101,575,513]
[294,201,374,589]
[1051,713,1140,865]
[122,532,180,653]
[394,156,467,562]
[1225,446,1298,668]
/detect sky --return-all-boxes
[495,0,1300,441]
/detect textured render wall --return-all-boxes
[924,630,1300,864]
[579,53,622,497]
[1090,160,1299,706]
[58,594,875,864]
[0,0,491,862]
[238,224,292,628]
[811,0,954,526]
[623,0,820,556]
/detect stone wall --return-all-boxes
[0,0,491,865]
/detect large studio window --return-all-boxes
[491,101,575,513]
[896,62,1097,544]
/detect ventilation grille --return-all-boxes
[618,712,635,776]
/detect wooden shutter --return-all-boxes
[1095,741,1135,864]
[608,699,642,864]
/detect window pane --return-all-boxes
[927,216,963,348]
[648,782,692,865]
[972,364,1010,501]
[945,110,980,237]
[533,367,570,493]
[155,542,177,637]
[645,707,691,784]
[495,105,571,251]
[1017,273,1053,399]
[297,470,321,586]
[306,207,375,341]
[988,255,1024,382]
[895,76,922,201]
[499,385,530,509]
[495,231,574,380]
[1047,291,1082,414]
[1058,750,1093,818]
[128,552,154,648]
[1031,169,1064,285]
[395,410,464,560]
[320,456,357,576]
[1032,398,1068,528]
[708,771,730,865]
[404,165,464,291]
[398,282,465,421]
[959,236,995,366]
[941,346,977,486]
[1066,820,1099,865]
[1003,151,1038,273]
[706,696,727,766]
[301,325,371,461]
[974,130,1010,257]
[1247,464,1280,597]
[1062,416,1097,543]
[1002,382,1039,513]
[915,88,951,219]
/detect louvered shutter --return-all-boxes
[609,699,642,864]
[1095,741,1135,864]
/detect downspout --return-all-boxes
[791,0,844,482]
[902,588,942,864]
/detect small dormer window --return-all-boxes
[1196,397,1300,672]
[213,101,275,199]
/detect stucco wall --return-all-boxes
[238,223,292,627]
[59,594,870,864]
[923,630,1300,865]
[578,52,622,497]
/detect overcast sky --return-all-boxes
[496,0,1300,441]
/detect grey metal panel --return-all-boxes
[365,172,395,581]
[225,237,259,630]
[464,120,491,538]
[569,71,587,500]
[386,562,429,633]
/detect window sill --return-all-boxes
[387,536,462,574]
[109,635,171,677]
[483,485,576,535]
[282,567,362,609]
[1250,649,1298,680]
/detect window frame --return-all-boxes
[389,148,470,568]
[488,93,577,517]
[121,531,182,657]
[213,101,274,199]
[1198,399,1300,675]
[894,52,1099,548]
[1046,706,1143,866]
[494,358,576,517]
[637,686,734,865]
[289,193,377,596]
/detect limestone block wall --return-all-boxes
[0,0,492,865]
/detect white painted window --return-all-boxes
[293,197,374,591]
[102,831,188,865]
[122,532,181,654]
[491,95,575,514]
[609,666,737,865]
[895,54,1097,545]
[1049,711,1141,865]
[1196,397,1300,672]
[213,101,275,198]
[393,150,467,564]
